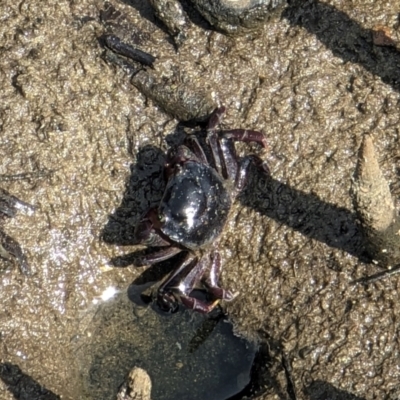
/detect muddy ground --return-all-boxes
[1,0,400,399]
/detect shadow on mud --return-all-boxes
[102,144,166,247]
[122,0,400,94]
[121,0,212,33]
[305,380,366,400]
[284,0,400,93]
[0,362,60,400]
[241,170,366,262]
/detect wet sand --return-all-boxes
[1,1,400,399]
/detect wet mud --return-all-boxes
[74,293,257,400]
[1,1,400,399]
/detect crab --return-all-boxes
[120,106,269,313]
[0,188,34,275]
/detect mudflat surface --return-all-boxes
[1,1,400,399]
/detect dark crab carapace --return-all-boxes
[121,106,269,313]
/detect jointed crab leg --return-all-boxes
[180,295,220,313]
[208,106,226,130]
[158,252,227,313]
[218,138,238,181]
[222,129,268,149]
[204,250,236,301]
[157,252,197,311]
[206,106,226,175]
[157,253,198,293]
[133,246,182,267]
[205,107,269,180]
[184,136,208,165]
[234,155,271,194]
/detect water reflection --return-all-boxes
[75,293,257,400]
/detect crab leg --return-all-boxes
[218,137,238,181]
[133,246,182,266]
[158,253,198,293]
[207,106,226,129]
[133,208,171,247]
[111,246,182,267]
[184,135,208,165]
[217,137,269,193]
[206,107,226,175]
[234,155,270,193]
[204,250,236,301]
[159,253,221,313]
[157,252,197,311]
[176,254,223,313]
[179,295,220,313]
[221,129,268,149]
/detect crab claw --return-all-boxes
[133,209,170,247]
[180,296,221,314]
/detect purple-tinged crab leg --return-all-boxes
[178,255,209,294]
[177,254,226,313]
[222,129,268,149]
[158,253,197,296]
[180,295,220,314]
[204,251,236,301]
[133,246,182,266]
[207,132,223,175]
[159,254,207,298]
[159,254,220,313]
[218,137,238,181]
[208,106,226,130]
[206,107,226,175]
[184,135,208,164]
[235,155,270,192]
[133,208,171,247]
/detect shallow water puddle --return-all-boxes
[74,292,257,400]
